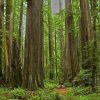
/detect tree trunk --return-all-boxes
[64,0,78,82]
[5,0,12,84]
[90,0,97,92]
[22,0,44,90]
[48,0,54,80]
[80,0,97,91]
[0,0,4,79]
[59,0,65,84]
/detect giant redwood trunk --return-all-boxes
[80,0,93,69]
[80,0,97,91]
[80,0,96,70]
[64,0,78,82]
[22,0,44,90]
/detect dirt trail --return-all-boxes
[55,88,68,95]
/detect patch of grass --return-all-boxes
[0,88,12,99]
[44,80,58,89]
[0,88,29,99]
[11,88,29,99]
[65,87,100,100]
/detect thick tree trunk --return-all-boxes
[80,0,92,69]
[22,0,44,90]
[80,0,97,91]
[64,0,78,82]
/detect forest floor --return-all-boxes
[55,88,68,95]
[0,81,100,100]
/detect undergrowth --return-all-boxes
[0,82,100,100]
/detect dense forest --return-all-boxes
[0,0,100,99]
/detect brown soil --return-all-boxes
[55,88,68,95]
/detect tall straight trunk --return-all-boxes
[2,31,9,80]
[6,0,12,31]
[19,0,23,48]
[11,39,22,87]
[80,0,96,69]
[64,0,78,82]
[80,0,93,69]
[14,0,24,87]
[80,0,96,91]
[48,0,54,80]
[90,0,97,92]
[1,1,8,80]
[9,12,14,87]
[0,0,4,78]
[6,0,18,87]
[55,29,58,79]
[5,0,12,83]
[59,0,65,83]
[40,0,44,84]
[22,0,44,90]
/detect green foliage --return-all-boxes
[68,87,92,95]
[66,87,100,100]
[32,90,60,100]
[75,70,92,80]
[0,88,29,99]
[11,88,29,99]
[0,87,100,100]
[0,88,13,99]
[44,80,57,89]
[73,70,92,87]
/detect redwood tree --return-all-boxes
[64,0,79,82]
[80,0,97,91]
[22,0,44,90]
[48,0,54,80]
